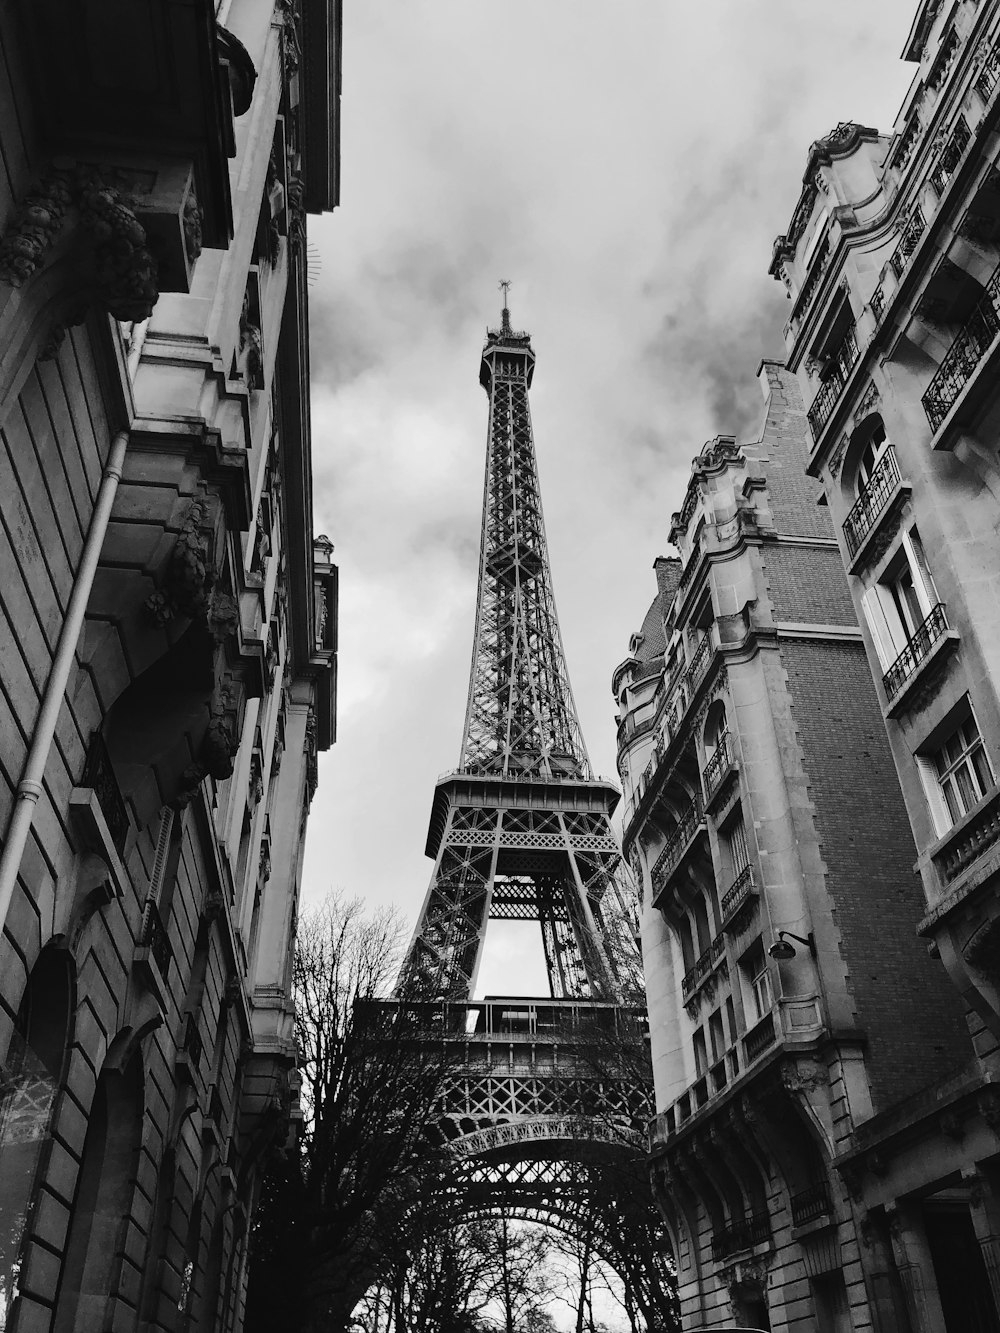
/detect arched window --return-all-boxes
[0,948,72,1329]
[53,1051,144,1331]
[856,421,891,494]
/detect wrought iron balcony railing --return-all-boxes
[929,115,971,196]
[742,1009,776,1063]
[870,285,885,325]
[684,634,711,692]
[650,797,704,900]
[882,603,949,701]
[889,207,926,280]
[790,1180,832,1227]
[721,863,754,922]
[712,1210,770,1261]
[141,897,173,979]
[681,931,726,1000]
[977,48,1000,102]
[922,263,1000,432]
[703,731,734,803]
[843,447,901,558]
[81,732,130,853]
[807,327,860,441]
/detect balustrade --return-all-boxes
[790,1180,832,1226]
[934,788,1000,884]
[681,930,726,1000]
[142,898,172,979]
[703,731,734,802]
[742,1010,776,1063]
[889,208,926,279]
[922,263,1000,432]
[650,797,704,901]
[807,326,860,441]
[882,603,949,700]
[929,116,971,196]
[712,1210,770,1261]
[721,863,755,923]
[843,447,901,557]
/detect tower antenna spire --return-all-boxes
[498,278,512,335]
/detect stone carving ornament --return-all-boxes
[0,169,159,336]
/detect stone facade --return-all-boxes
[768,0,1000,1327]
[0,2,339,1331]
[614,363,980,1330]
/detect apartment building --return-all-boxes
[0,2,339,1329]
[615,363,984,1331]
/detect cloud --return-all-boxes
[301,0,919,936]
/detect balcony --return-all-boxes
[889,207,926,280]
[742,1010,777,1063]
[685,634,712,692]
[806,327,860,441]
[922,264,1000,433]
[650,798,705,906]
[681,931,727,1001]
[929,116,971,197]
[790,1180,832,1227]
[843,447,901,559]
[932,787,1000,886]
[977,49,1000,102]
[142,898,173,980]
[712,1210,770,1261]
[703,731,736,805]
[882,603,950,702]
[721,863,756,929]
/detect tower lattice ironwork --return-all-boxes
[398,301,642,1005]
[387,299,670,1308]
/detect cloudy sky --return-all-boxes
[302,1,919,992]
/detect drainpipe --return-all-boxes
[0,428,130,935]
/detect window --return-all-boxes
[693,1027,709,1077]
[923,711,995,831]
[740,942,772,1024]
[709,1009,726,1063]
[861,527,939,668]
[726,814,750,878]
[856,422,891,493]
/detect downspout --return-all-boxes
[0,428,130,934]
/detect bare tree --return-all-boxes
[246,895,456,1333]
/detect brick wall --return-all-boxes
[761,544,856,625]
[751,365,833,541]
[779,637,971,1109]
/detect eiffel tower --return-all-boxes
[392,295,671,1314]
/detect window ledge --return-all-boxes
[883,629,960,719]
[845,479,912,575]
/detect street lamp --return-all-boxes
[768,930,816,961]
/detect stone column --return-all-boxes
[963,1164,1000,1318]
[885,1200,947,1333]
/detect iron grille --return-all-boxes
[742,1010,776,1063]
[806,327,860,441]
[681,932,725,999]
[649,797,704,900]
[703,731,733,802]
[142,898,172,978]
[684,635,711,691]
[81,731,130,853]
[922,263,1000,432]
[929,116,971,196]
[721,864,754,921]
[790,1180,832,1227]
[870,286,885,324]
[712,1210,771,1261]
[882,603,948,701]
[977,49,1000,102]
[889,208,926,279]
[843,447,900,557]
[183,1013,204,1068]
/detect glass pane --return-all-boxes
[954,765,978,815]
[972,745,993,794]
